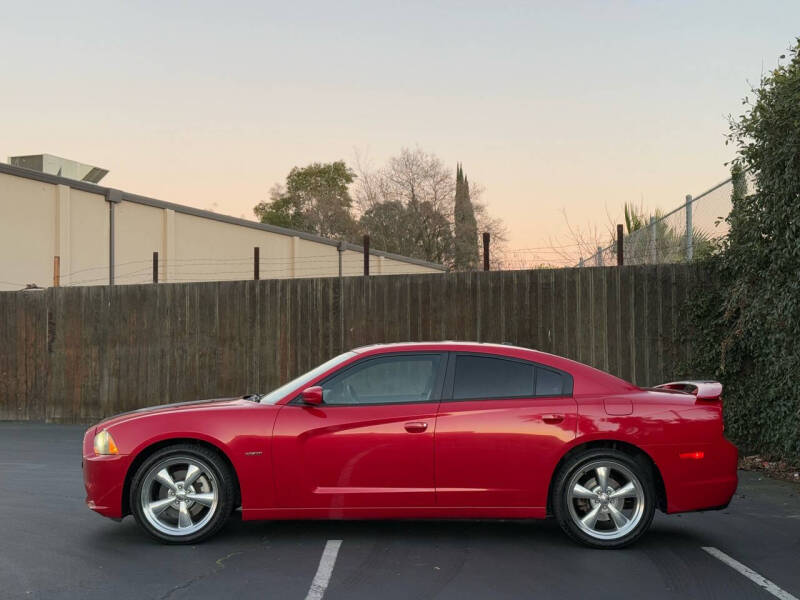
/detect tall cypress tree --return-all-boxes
[453,163,479,270]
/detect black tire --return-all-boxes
[552,448,656,549]
[130,443,234,544]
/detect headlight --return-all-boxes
[93,430,119,455]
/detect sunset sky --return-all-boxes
[2,1,798,264]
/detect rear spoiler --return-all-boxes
[654,380,722,401]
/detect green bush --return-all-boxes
[682,41,800,460]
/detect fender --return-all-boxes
[107,403,280,514]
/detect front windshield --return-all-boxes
[259,351,357,404]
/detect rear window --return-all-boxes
[536,367,566,396]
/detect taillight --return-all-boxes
[679,451,705,460]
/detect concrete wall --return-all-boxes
[0,166,443,291]
[114,200,165,285]
[0,172,57,289]
[66,188,110,286]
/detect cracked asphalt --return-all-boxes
[1,423,799,600]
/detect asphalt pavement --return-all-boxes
[1,423,799,600]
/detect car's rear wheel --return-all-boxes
[130,444,233,544]
[552,448,655,548]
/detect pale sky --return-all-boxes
[2,1,798,264]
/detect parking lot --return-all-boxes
[1,423,799,600]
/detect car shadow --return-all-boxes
[215,514,707,550]
[82,510,709,555]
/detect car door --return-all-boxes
[272,352,446,511]
[435,352,578,509]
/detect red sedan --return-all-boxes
[83,342,737,548]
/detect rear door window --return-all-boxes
[449,354,572,400]
[452,355,534,400]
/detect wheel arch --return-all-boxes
[546,439,667,516]
[121,437,242,517]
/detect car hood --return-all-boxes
[93,396,249,430]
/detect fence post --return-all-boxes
[363,234,370,277]
[53,256,60,287]
[152,252,159,284]
[616,224,624,266]
[685,194,693,261]
[253,247,260,280]
[649,216,657,264]
[483,232,490,271]
[338,241,345,352]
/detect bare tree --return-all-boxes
[354,147,456,213]
[351,148,383,215]
[554,209,614,265]
[354,147,506,269]
[353,147,457,265]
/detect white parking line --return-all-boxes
[702,546,799,600]
[305,539,343,600]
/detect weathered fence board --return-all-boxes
[0,264,704,423]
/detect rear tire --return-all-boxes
[130,444,234,544]
[552,448,655,549]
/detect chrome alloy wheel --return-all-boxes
[140,457,219,537]
[566,460,645,540]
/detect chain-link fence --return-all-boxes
[581,175,742,267]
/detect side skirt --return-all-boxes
[241,506,547,521]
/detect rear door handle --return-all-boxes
[404,421,428,433]
[542,414,565,424]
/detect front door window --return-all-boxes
[322,354,442,405]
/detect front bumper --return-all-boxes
[83,453,131,519]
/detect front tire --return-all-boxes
[552,449,655,549]
[130,444,234,544]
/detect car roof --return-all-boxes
[351,341,527,354]
[350,341,635,395]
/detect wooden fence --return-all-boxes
[0,264,704,423]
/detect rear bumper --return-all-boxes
[646,438,738,514]
[83,453,130,519]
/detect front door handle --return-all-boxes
[404,421,428,433]
[542,414,565,424]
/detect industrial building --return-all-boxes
[0,155,444,291]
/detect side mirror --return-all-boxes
[301,386,324,406]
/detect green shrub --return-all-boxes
[682,41,800,460]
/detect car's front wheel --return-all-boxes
[130,444,234,544]
[552,448,655,548]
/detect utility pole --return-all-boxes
[483,232,490,271]
[152,252,159,284]
[616,224,624,266]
